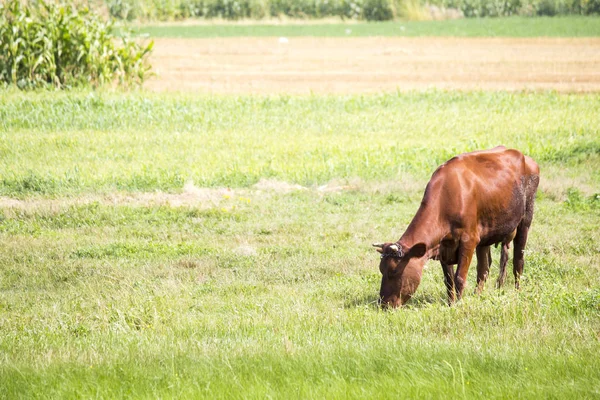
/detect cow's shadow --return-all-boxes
[405,292,447,308]
[343,291,446,310]
[343,294,380,309]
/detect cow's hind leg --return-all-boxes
[513,224,530,290]
[441,262,455,305]
[513,171,539,289]
[513,174,537,289]
[475,245,491,294]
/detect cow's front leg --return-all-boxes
[454,238,477,300]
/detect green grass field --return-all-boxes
[129,16,600,38]
[1,89,599,398]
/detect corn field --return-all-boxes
[0,0,153,89]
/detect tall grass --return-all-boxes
[0,90,599,397]
[398,0,432,20]
[0,185,598,397]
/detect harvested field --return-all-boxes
[147,37,600,93]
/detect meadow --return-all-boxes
[0,89,599,398]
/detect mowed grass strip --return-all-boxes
[129,16,600,38]
[0,90,599,397]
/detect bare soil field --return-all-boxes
[147,37,600,93]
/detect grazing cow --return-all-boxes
[373,146,540,308]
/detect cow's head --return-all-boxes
[373,242,427,308]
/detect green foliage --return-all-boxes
[0,0,153,88]
[101,0,600,20]
[104,0,403,20]
[106,0,142,20]
[565,188,600,211]
[363,0,397,20]
[430,0,521,17]
[429,0,600,16]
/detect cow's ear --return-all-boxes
[408,243,427,258]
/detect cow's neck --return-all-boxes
[398,202,449,257]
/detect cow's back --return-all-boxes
[431,147,536,246]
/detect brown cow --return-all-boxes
[373,146,540,308]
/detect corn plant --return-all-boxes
[0,0,153,89]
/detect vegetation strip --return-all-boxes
[130,16,600,38]
[104,0,600,21]
[1,91,598,196]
